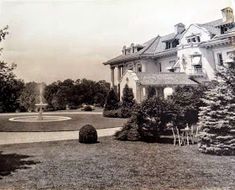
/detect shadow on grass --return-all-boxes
[158,137,174,144]
[0,151,39,179]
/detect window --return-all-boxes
[197,36,201,42]
[159,63,162,72]
[226,51,235,62]
[166,42,171,49]
[172,39,179,48]
[221,27,228,34]
[128,64,133,70]
[137,64,142,72]
[187,35,201,43]
[192,56,202,66]
[167,61,176,72]
[194,65,202,73]
[217,53,223,65]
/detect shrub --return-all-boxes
[82,105,93,111]
[115,117,141,141]
[169,85,207,127]
[120,107,132,118]
[79,124,97,144]
[104,88,119,111]
[115,97,179,142]
[122,84,135,108]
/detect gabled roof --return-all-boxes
[103,17,235,66]
[136,72,198,86]
[103,36,160,65]
[103,33,180,65]
[198,19,222,36]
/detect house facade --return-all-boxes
[103,7,235,102]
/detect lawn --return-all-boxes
[0,137,234,190]
[0,113,127,132]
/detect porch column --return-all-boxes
[110,66,115,87]
[156,87,164,98]
[118,66,122,82]
[143,87,146,99]
[117,66,122,97]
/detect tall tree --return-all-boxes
[120,84,135,118]
[19,82,40,112]
[121,84,135,108]
[198,58,235,155]
[104,88,119,111]
[0,26,25,112]
[170,85,207,127]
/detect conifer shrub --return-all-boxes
[103,88,119,111]
[120,84,136,118]
[103,88,120,117]
[79,124,98,144]
[198,60,235,155]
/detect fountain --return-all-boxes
[35,83,48,120]
[9,83,71,122]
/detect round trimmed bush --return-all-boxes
[83,105,93,111]
[79,124,97,144]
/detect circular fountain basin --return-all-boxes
[9,116,71,123]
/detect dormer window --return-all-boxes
[172,39,179,48]
[187,35,201,43]
[165,40,179,49]
[166,41,171,49]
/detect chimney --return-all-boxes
[221,7,234,23]
[122,45,126,55]
[130,43,135,53]
[174,23,185,34]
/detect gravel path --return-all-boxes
[0,127,122,145]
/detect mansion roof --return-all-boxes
[103,17,235,66]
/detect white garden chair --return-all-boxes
[171,126,182,146]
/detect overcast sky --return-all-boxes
[0,0,234,83]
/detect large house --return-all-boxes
[103,7,235,102]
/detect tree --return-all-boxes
[170,85,207,127]
[93,80,110,107]
[0,26,25,112]
[104,88,119,111]
[198,59,235,155]
[121,84,135,108]
[44,78,110,111]
[120,84,135,118]
[19,82,40,112]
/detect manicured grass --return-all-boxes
[0,137,234,190]
[0,114,127,132]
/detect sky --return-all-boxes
[0,0,234,83]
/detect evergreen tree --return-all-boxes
[104,88,119,111]
[121,84,135,108]
[198,58,235,155]
[170,85,207,127]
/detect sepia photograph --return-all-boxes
[0,0,235,189]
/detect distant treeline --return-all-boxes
[0,77,110,113]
